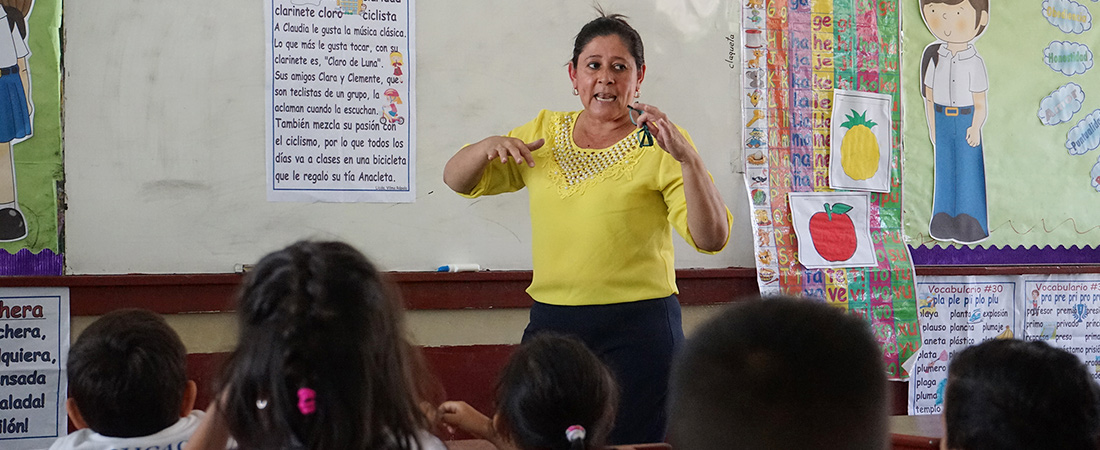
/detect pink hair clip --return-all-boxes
[565,425,586,442]
[297,387,316,415]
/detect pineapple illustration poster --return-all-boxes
[830,90,893,192]
[789,192,877,269]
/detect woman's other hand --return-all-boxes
[631,103,696,163]
[631,102,730,251]
[443,137,544,194]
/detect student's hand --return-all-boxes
[438,401,490,436]
[420,400,449,437]
[965,126,981,147]
[439,401,519,450]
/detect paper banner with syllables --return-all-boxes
[741,0,918,379]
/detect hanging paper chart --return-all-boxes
[740,0,919,379]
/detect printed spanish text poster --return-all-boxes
[1022,274,1100,380]
[266,0,416,202]
[909,276,1019,415]
[0,288,69,450]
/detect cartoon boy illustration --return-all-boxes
[920,0,990,244]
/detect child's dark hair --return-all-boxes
[217,241,432,450]
[494,333,618,450]
[571,8,644,71]
[945,339,1100,450]
[670,297,888,450]
[67,308,188,438]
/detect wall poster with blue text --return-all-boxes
[909,273,1100,415]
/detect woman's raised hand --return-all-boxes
[631,103,696,162]
[477,136,543,167]
[443,136,544,194]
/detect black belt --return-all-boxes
[0,65,17,76]
[934,104,973,116]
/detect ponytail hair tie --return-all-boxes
[297,387,317,415]
[565,425,586,442]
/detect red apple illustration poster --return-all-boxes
[789,192,876,269]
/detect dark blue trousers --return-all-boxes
[522,295,684,445]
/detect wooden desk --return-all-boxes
[890,414,942,450]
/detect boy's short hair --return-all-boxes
[944,339,1100,450]
[670,297,888,450]
[67,308,188,437]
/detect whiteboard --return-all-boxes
[62,0,750,274]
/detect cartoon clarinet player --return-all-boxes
[920,0,990,244]
[390,50,403,77]
[0,0,31,242]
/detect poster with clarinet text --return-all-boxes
[266,0,416,202]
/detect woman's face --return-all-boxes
[569,34,645,122]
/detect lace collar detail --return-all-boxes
[546,112,645,198]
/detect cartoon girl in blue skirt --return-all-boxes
[0,1,32,242]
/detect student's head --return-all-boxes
[920,0,989,42]
[670,296,888,450]
[494,333,618,450]
[66,308,195,438]
[943,339,1100,450]
[218,240,429,450]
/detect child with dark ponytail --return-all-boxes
[188,241,446,450]
[438,333,618,450]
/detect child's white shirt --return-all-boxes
[46,410,204,450]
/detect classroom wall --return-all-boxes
[62,0,751,275]
[69,304,730,352]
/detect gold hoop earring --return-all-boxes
[573,88,579,96]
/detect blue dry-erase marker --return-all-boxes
[437,264,480,272]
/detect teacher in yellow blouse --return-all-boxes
[443,11,732,444]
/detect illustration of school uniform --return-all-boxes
[0,5,31,242]
[924,44,988,244]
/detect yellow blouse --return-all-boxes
[463,110,732,306]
